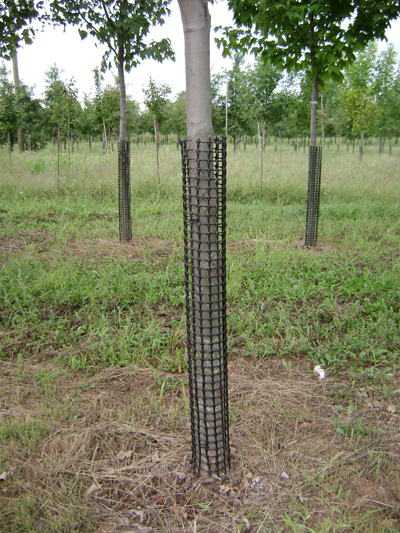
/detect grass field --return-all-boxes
[1,139,400,532]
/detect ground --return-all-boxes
[1,235,400,533]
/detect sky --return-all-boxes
[7,1,400,106]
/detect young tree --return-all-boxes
[342,43,380,159]
[374,43,398,145]
[226,53,249,151]
[51,0,174,240]
[51,0,173,141]
[143,77,171,183]
[18,83,47,150]
[220,0,400,245]
[10,48,24,153]
[178,0,230,476]
[210,73,227,137]
[0,63,21,165]
[44,65,79,182]
[246,58,282,182]
[165,90,187,145]
[221,0,400,146]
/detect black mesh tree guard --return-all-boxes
[305,146,322,247]
[181,138,230,476]
[118,140,132,242]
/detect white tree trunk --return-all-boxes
[118,44,127,142]
[178,0,213,141]
[310,75,318,147]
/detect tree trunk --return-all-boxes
[310,75,318,147]
[8,132,12,172]
[68,113,71,163]
[225,81,228,137]
[117,40,132,242]
[153,113,160,184]
[359,130,364,161]
[9,14,24,154]
[320,93,325,148]
[57,125,61,190]
[118,44,128,142]
[102,121,108,151]
[178,0,229,476]
[261,119,266,188]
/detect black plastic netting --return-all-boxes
[181,138,230,476]
[118,140,132,242]
[305,146,323,247]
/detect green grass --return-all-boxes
[1,139,400,531]
[1,139,399,373]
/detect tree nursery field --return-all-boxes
[1,141,400,532]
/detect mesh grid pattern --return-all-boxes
[181,138,230,476]
[305,146,322,247]
[118,141,132,242]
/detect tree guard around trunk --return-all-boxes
[305,146,322,248]
[118,140,132,242]
[181,137,230,476]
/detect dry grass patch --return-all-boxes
[1,359,400,532]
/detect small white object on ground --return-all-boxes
[313,365,325,380]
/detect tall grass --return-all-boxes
[1,138,399,204]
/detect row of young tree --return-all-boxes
[2,0,400,477]
[0,63,174,151]
[1,40,399,154]
[222,42,400,151]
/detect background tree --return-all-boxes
[246,57,282,181]
[210,73,226,137]
[226,54,249,152]
[220,0,400,245]
[342,43,380,159]
[52,0,174,240]
[373,44,398,148]
[92,67,109,150]
[2,0,48,154]
[221,0,400,147]
[165,90,186,145]
[44,65,80,183]
[18,83,47,150]
[143,77,171,183]
[0,63,21,164]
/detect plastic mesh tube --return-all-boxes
[305,146,323,247]
[118,141,132,242]
[181,138,230,476]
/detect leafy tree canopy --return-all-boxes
[218,0,400,84]
[0,0,45,59]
